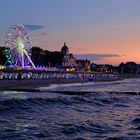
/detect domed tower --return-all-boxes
[61,42,69,56]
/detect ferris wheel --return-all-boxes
[5,25,36,69]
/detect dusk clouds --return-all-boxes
[0,0,140,64]
[24,25,45,31]
[74,54,121,61]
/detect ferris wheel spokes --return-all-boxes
[5,25,36,69]
[23,49,36,69]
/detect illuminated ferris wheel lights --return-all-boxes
[19,43,24,48]
[4,25,36,69]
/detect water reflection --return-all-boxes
[39,78,140,93]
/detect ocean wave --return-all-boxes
[0,78,140,139]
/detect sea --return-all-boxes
[1,78,140,140]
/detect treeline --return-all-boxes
[0,46,64,67]
[90,61,140,74]
[0,47,7,65]
[1,46,140,74]
[31,47,64,67]
[118,62,140,74]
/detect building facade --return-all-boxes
[61,42,77,70]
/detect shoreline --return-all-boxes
[0,79,88,91]
[0,77,123,91]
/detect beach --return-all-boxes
[0,75,122,91]
[0,79,89,91]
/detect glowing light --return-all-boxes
[19,43,24,49]
[5,25,36,69]
[0,65,6,70]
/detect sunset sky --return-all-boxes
[0,0,140,65]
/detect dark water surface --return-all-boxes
[1,78,140,140]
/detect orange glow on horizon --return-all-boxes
[70,35,140,65]
[32,31,140,65]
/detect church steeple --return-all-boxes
[61,42,69,56]
[64,42,66,46]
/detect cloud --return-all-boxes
[40,32,47,36]
[24,25,47,37]
[72,47,84,51]
[74,53,120,61]
[32,32,47,37]
[24,25,45,31]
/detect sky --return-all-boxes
[0,0,140,65]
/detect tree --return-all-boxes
[0,47,9,65]
[118,62,138,74]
